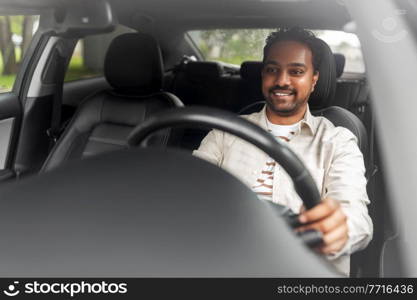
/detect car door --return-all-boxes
[0,0,116,180]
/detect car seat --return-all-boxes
[41,33,183,172]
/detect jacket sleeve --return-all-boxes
[324,128,373,259]
[192,129,226,166]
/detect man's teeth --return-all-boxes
[274,92,292,96]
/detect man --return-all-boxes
[193,28,373,276]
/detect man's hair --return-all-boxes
[263,27,322,73]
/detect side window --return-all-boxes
[312,30,365,73]
[0,15,39,93]
[65,25,136,82]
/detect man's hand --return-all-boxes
[297,197,348,255]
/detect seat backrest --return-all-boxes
[334,53,346,79]
[169,61,241,150]
[237,61,264,112]
[41,33,183,172]
[171,61,240,111]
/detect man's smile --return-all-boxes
[270,89,296,100]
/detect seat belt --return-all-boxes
[357,84,378,181]
[366,102,378,181]
[47,47,67,148]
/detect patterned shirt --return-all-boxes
[252,120,300,201]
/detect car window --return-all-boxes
[0,15,39,93]
[313,30,364,73]
[65,25,137,82]
[188,29,365,73]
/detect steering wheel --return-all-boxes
[128,106,324,246]
[128,106,320,209]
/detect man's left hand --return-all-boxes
[297,197,348,255]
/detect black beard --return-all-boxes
[265,100,298,116]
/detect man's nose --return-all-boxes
[275,70,290,87]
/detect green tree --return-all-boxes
[0,15,37,75]
[0,16,17,75]
[196,29,275,65]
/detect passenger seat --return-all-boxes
[171,61,239,111]
[170,61,240,150]
[41,33,183,172]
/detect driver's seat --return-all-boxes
[41,33,183,172]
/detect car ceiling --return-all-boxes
[109,0,352,31]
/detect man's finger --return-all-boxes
[296,206,346,233]
[318,238,348,255]
[299,197,339,224]
[318,208,347,233]
[322,223,348,246]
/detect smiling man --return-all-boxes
[193,28,373,276]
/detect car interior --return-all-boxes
[1,0,416,277]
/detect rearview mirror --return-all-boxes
[51,0,115,37]
[0,0,116,37]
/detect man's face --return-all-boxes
[262,40,319,117]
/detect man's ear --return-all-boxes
[311,71,319,92]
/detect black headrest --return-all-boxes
[239,39,337,110]
[184,62,223,81]
[334,53,346,78]
[240,61,263,81]
[308,39,337,109]
[104,33,163,95]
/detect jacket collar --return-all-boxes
[255,104,317,135]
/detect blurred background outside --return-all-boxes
[1,24,364,93]
[0,15,39,92]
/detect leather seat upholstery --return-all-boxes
[41,33,183,172]
[310,40,368,161]
[170,61,241,150]
[172,61,239,111]
[334,53,346,78]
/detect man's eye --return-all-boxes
[265,67,277,73]
[290,69,305,75]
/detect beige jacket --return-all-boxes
[193,105,373,276]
